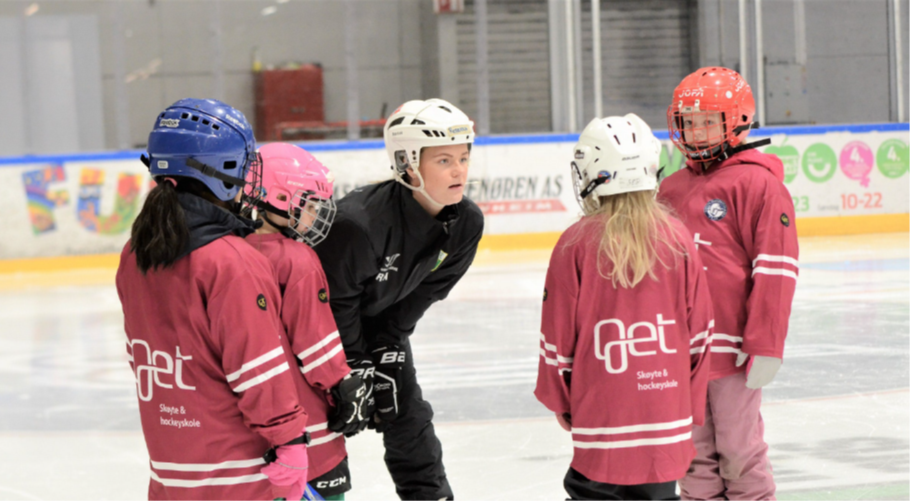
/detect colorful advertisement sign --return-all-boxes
[4,160,151,259]
[757,133,908,218]
[1,126,907,259]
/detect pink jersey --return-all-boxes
[658,149,799,380]
[535,217,714,485]
[116,236,308,501]
[246,233,350,480]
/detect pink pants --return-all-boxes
[679,372,775,500]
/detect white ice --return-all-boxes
[0,233,906,500]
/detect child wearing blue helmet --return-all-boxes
[116,99,313,500]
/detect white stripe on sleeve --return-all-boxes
[539,348,558,366]
[752,254,799,268]
[301,343,345,374]
[752,267,798,281]
[539,333,557,353]
[690,331,710,344]
[712,334,743,344]
[225,347,284,383]
[297,331,341,360]
[711,346,744,355]
[232,362,290,393]
[690,319,715,344]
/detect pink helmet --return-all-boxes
[244,142,336,247]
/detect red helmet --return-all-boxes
[666,67,756,161]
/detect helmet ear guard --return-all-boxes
[393,150,410,174]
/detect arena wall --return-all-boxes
[0,123,906,267]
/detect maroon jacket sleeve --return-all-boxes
[283,267,350,392]
[681,228,714,427]
[738,172,800,359]
[534,236,579,416]
[208,257,308,447]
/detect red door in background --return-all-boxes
[254,64,324,141]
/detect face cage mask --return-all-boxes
[669,110,732,162]
[289,190,337,248]
[238,152,266,212]
[571,161,603,215]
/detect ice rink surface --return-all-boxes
[0,233,907,500]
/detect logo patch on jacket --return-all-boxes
[376,253,401,282]
[318,288,329,303]
[780,213,790,227]
[704,199,728,221]
[256,294,267,310]
[431,250,448,272]
[543,288,548,301]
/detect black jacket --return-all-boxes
[314,180,484,357]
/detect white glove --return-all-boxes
[736,352,782,389]
[735,352,749,367]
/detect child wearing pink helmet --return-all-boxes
[244,143,370,500]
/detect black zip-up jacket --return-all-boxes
[314,180,484,357]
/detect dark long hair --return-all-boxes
[130,177,225,274]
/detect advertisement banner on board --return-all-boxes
[758,133,908,218]
[8,160,152,259]
[1,127,907,259]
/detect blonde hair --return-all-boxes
[575,191,684,289]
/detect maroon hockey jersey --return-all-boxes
[658,149,799,380]
[535,217,714,485]
[246,233,351,480]
[116,236,308,500]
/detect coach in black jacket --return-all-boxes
[314,99,483,500]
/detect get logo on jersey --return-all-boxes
[594,314,678,374]
[129,339,196,401]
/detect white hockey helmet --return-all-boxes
[384,98,475,207]
[571,113,662,213]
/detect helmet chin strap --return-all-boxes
[686,121,771,166]
[260,210,299,240]
[396,168,446,210]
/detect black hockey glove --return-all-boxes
[369,344,406,432]
[327,373,369,436]
[336,357,374,437]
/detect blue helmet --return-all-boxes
[144,98,259,201]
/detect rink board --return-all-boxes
[0,123,906,260]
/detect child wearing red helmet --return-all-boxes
[244,143,370,500]
[658,67,799,500]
